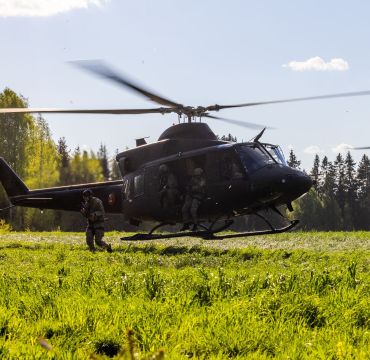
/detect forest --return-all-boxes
[0,88,123,231]
[1,88,370,231]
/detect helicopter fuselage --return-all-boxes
[119,140,312,224]
[1,123,312,228]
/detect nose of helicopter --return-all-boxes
[250,165,313,204]
[282,170,313,199]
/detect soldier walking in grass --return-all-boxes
[81,189,112,253]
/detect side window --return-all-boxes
[220,153,243,180]
[133,174,144,197]
[144,166,159,195]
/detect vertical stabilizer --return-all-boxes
[0,157,28,197]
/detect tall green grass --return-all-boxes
[0,231,369,358]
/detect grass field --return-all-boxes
[0,230,369,359]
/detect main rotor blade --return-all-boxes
[204,114,273,130]
[71,60,182,108]
[206,90,370,111]
[0,107,174,115]
[352,146,370,150]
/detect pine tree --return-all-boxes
[287,149,301,169]
[356,154,370,229]
[218,134,237,142]
[343,152,357,229]
[311,154,320,192]
[321,160,335,198]
[320,159,342,229]
[97,144,110,180]
[334,153,346,215]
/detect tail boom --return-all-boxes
[0,157,123,214]
[0,157,29,197]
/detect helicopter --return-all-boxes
[1,61,370,240]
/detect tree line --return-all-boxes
[0,89,123,231]
[287,149,370,230]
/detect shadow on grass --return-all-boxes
[0,240,267,261]
[114,244,263,260]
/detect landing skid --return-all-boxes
[206,219,299,239]
[120,219,299,241]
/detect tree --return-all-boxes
[320,158,341,229]
[220,134,237,142]
[334,153,346,216]
[293,189,324,230]
[356,154,370,229]
[287,149,301,169]
[111,149,121,180]
[23,116,60,230]
[0,89,34,226]
[343,152,357,229]
[97,144,110,181]
[0,89,61,229]
[57,137,71,186]
[311,154,320,192]
[70,148,104,184]
[0,89,33,177]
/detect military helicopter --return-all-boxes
[1,61,370,240]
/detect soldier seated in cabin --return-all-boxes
[181,167,206,231]
[158,164,180,208]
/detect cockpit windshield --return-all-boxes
[236,144,275,173]
[264,144,287,165]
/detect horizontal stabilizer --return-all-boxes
[0,158,29,197]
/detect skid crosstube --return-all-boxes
[120,220,299,241]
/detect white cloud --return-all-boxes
[287,144,294,150]
[304,145,324,155]
[283,56,349,72]
[0,0,108,17]
[332,143,353,153]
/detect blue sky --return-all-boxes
[1,0,370,170]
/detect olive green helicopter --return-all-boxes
[1,61,370,240]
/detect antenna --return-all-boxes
[251,128,266,142]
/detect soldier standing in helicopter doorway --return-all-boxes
[181,167,206,231]
[158,164,179,208]
[81,189,112,252]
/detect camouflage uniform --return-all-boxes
[81,196,111,252]
[159,165,179,208]
[182,168,206,229]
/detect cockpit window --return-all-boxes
[264,145,287,165]
[236,145,274,173]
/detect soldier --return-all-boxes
[158,164,179,208]
[181,167,206,231]
[81,189,112,252]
